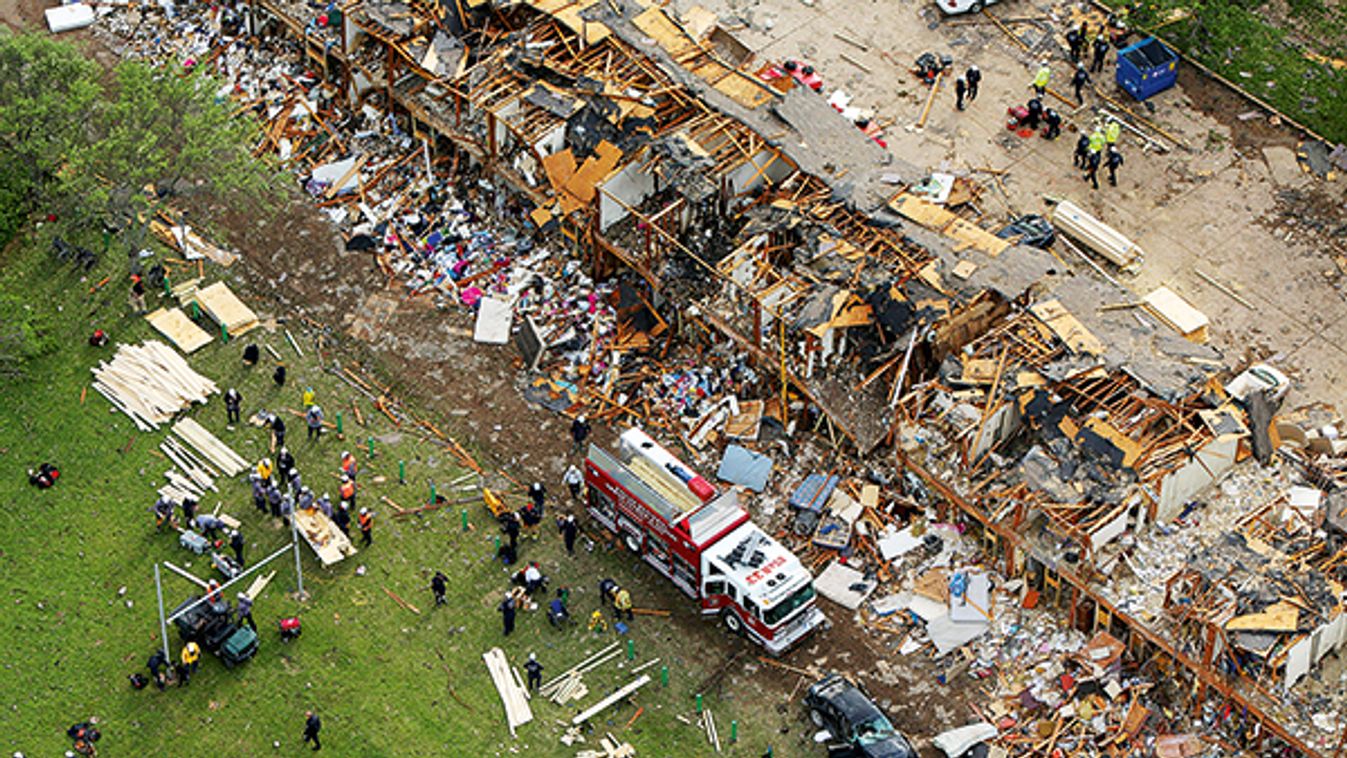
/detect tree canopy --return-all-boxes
[0,31,278,229]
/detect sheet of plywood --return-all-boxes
[193,281,260,336]
[563,141,624,205]
[145,308,214,353]
[1226,601,1300,632]
[524,0,608,43]
[1142,285,1209,343]
[293,507,356,566]
[541,148,577,196]
[946,217,1011,257]
[1029,299,1104,356]
[631,6,771,109]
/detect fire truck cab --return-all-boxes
[585,428,827,654]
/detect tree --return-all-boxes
[0,32,280,225]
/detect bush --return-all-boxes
[0,292,59,379]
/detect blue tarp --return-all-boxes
[789,473,839,512]
[717,444,773,492]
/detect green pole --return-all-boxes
[661,665,668,687]
[494,535,501,552]
[461,508,469,531]
[695,693,703,714]
[399,460,406,484]
[191,301,200,320]
[367,435,375,459]
[626,639,635,660]
[731,720,737,743]
[102,230,111,254]
[430,482,437,504]
[162,277,172,296]
[221,324,229,343]
[335,412,343,435]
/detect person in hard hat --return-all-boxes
[570,414,591,455]
[524,653,544,692]
[340,450,358,480]
[302,387,315,409]
[613,586,633,622]
[965,65,981,101]
[270,413,286,449]
[1031,63,1051,98]
[557,513,579,557]
[333,499,351,537]
[1074,132,1091,169]
[1085,148,1102,190]
[151,497,176,531]
[1088,126,1106,157]
[230,529,245,566]
[1091,35,1110,74]
[499,593,517,636]
[224,387,242,425]
[302,710,322,751]
[250,474,267,514]
[588,609,608,633]
[358,507,374,546]
[1071,63,1091,104]
[1107,146,1125,187]
[179,642,201,686]
[277,448,296,477]
[257,457,274,484]
[1104,118,1122,147]
[236,592,256,632]
[430,571,448,606]
[305,404,324,441]
[340,474,356,509]
[267,482,284,519]
[563,465,583,503]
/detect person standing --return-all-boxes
[965,65,981,101]
[180,497,198,527]
[1074,133,1091,169]
[277,448,296,477]
[1031,62,1050,98]
[333,500,352,537]
[267,483,283,519]
[306,405,324,441]
[558,514,578,556]
[1088,126,1106,158]
[358,508,374,546]
[1106,146,1124,186]
[524,653,543,692]
[520,503,542,542]
[251,475,267,514]
[1084,149,1102,190]
[339,475,356,509]
[1025,97,1044,130]
[302,387,316,409]
[1066,27,1083,62]
[340,451,358,480]
[431,571,448,606]
[570,415,591,454]
[242,343,260,366]
[1071,64,1090,104]
[501,511,521,553]
[528,482,546,512]
[271,414,287,450]
[613,586,634,622]
[230,529,245,566]
[302,711,322,751]
[563,465,583,502]
[273,363,288,388]
[1104,118,1122,148]
[128,274,147,314]
[499,593,517,636]
[954,76,967,111]
[1091,35,1110,74]
[180,642,201,686]
[258,456,275,484]
[236,592,257,632]
[224,388,242,425]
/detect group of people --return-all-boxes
[1074,120,1126,189]
[249,446,372,545]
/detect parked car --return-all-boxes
[804,674,917,758]
[935,0,1001,16]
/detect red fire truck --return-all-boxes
[584,428,828,654]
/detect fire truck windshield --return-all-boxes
[763,583,815,626]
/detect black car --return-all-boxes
[804,674,916,758]
[994,214,1056,249]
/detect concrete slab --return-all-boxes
[1264,145,1310,187]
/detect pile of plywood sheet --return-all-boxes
[483,647,533,737]
[158,433,221,501]
[172,417,249,476]
[192,281,260,337]
[1141,286,1209,343]
[91,341,218,430]
[293,507,357,566]
[145,308,213,353]
[1050,200,1144,270]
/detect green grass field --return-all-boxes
[0,223,796,756]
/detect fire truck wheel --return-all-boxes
[809,708,826,729]
[623,533,642,553]
[720,608,745,636]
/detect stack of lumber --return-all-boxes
[192,281,259,337]
[145,308,213,353]
[539,642,622,705]
[245,570,276,600]
[483,647,533,737]
[571,674,651,725]
[294,507,357,566]
[159,434,219,500]
[173,418,249,476]
[91,341,218,431]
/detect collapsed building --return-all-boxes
[93,0,1347,753]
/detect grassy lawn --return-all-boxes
[0,222,792,755]
[1102,0,1347,143]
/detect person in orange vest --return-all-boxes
[358,507,374,546]
[340,451,358,480]
[339,474,356,508]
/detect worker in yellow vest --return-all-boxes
[613,587,633,622]
[180,642,201,686]
[1104,119,1122,146]
[1032,62,1051,97]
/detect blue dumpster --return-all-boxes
[1115,37,1178,101]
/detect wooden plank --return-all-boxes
[571,674,652,724]
[144,308,214,353]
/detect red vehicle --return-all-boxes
[584,429,828,654]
